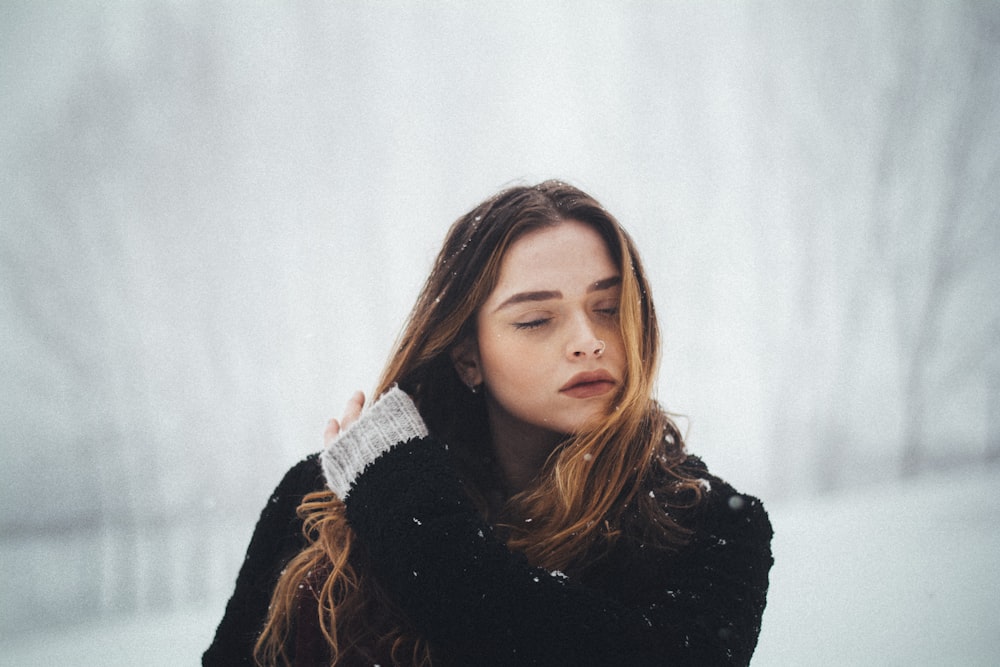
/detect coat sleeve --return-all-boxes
[344,438,773,667]
[202,454,325,666]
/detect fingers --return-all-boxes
[323,390,366,448]
[324,418,341,447]
[341,390,365,430]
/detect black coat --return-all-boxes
[204,440,772,666]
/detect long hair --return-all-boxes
[255,181,703,666]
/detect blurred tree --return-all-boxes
[756,1,1000,492]
[866,2,1000,476]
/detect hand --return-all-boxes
[324,390,366,447]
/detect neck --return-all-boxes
[484,397,564,495]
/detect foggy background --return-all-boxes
[2,1,998,663]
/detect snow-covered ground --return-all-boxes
[754,463,1000,666]
[3,465,998,666]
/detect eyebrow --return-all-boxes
[493,275,621,312]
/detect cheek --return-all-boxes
[478,329,553,394]
[480,335,531,384]
[611,332,626,357]
[605,333,628,375]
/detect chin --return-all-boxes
[554,410,609,436]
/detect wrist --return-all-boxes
[321,386,428,498]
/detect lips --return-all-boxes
[559,369,617,398]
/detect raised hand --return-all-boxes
[323,390,365,446]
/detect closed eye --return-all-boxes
[595,302,620,318]
[513,317,552,330]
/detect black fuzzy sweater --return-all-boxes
[205,441,772,665]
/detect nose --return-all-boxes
[571,339,605,358]
[568,318,606,358]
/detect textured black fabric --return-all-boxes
[346,438,772,666]
[205,443,773,665]
[203,454,326,666]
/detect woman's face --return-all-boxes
[462,219,626,440]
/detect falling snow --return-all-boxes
[2,3,998,665]
[2,466,995,666]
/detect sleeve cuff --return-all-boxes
[321,386,428,499]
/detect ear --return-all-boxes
[450,337,483,389]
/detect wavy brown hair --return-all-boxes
[254,181,703,665]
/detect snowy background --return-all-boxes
[2,1,998,664]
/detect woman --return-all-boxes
[204,181,773,666]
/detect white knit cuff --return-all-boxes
[321,386,428,499]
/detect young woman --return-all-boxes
[204,181,773,666]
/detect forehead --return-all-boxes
[492,220,617,293]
